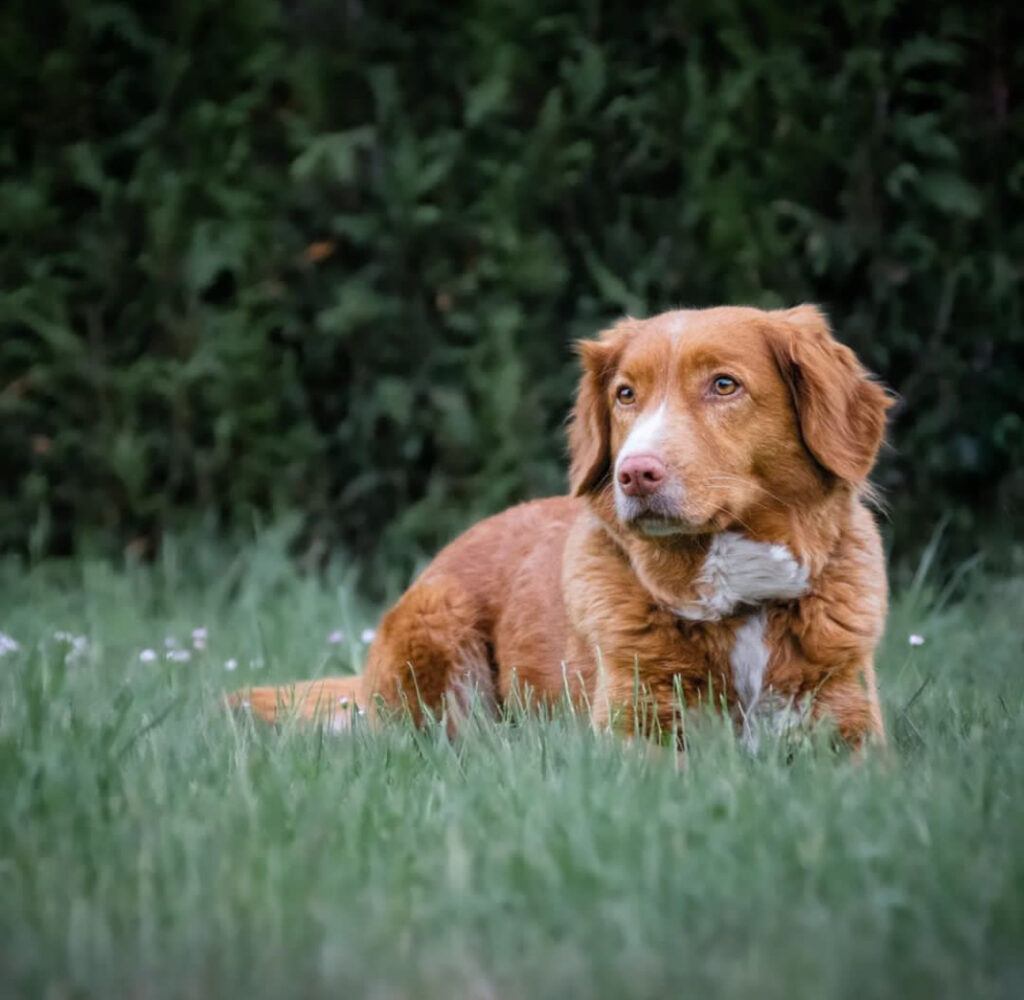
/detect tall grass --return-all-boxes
[1,530,1022,999]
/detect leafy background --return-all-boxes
[2,0,1022,585]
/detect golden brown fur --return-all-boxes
[232,305,892,747]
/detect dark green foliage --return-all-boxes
[2,0,1022,575]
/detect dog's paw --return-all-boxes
[675,532,810,621]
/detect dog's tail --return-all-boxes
[225,675,366,727]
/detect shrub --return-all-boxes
[2,0,1021,579]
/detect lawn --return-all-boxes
[1,528,1022,1000]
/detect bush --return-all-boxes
[2,0,1022,579]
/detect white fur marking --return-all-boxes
[731,612,770,714]
[673,532,809,622]
[668,313,690,335]
[615,401,668,467]
[725,613,815,755]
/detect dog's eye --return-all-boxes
[615,385,636,405]
[711,375,740,397]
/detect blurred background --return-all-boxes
[2,0,1021,590]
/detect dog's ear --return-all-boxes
[769,305,893,483]
[568,325,628,496]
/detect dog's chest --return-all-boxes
[729,612,771,711]
[667,608,807,748]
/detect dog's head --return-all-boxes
[569,305,892,537]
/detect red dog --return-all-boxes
[236,305,891,748]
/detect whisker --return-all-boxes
[704,476,791,509]
[706,502,756,534]
[702,485,775,513]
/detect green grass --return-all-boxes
[1,529,1022,1000]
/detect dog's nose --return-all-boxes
[617,455,667,497]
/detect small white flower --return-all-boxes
[909,634,925,647]
[166,649,191,662]
[139,649,157,663]
[0,632,21,656]
[360,628,376,644]
[53,632,88,662]
[328,630,345,644]
[192,627,208,641]
[338,696,349,706]
[224,659,238,672]
[192,637,207,650]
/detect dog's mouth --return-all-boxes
[632,516,705,537]
[615,489,702,537]
[613,478,724,538]
[616,493,719,538]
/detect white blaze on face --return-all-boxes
[614,401,668,480]
[667,311,691,335]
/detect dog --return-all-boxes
[234,305,892,748]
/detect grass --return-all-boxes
[1,526,1022,1000]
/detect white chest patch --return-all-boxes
[674,532,809,622]
[730,611,770,715]
[728,611,813,752]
